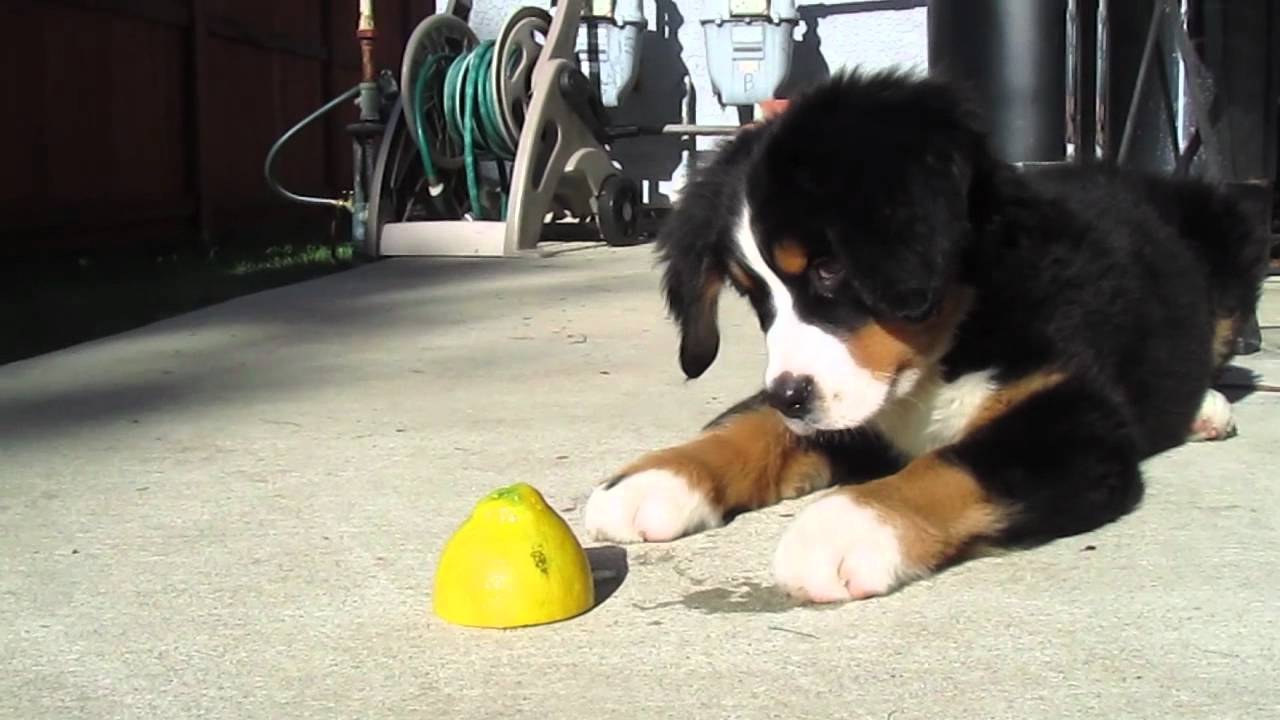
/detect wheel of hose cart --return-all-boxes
[493,7,551,147]
[400,14,479,173]
[595,174,643,247]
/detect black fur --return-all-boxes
[655,68,1269,548]
[747,71,992,323]
[941,377,1146,545]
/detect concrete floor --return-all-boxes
[2,245,1277,719]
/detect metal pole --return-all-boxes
[358,0,380,122]
[927,0,1069,164]
[1075,0,1099,162]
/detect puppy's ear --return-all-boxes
[655,127,766,378]
[661,248,724,379]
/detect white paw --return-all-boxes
[582,469,722,543]
[1188,389,1237,442]
[772,491,920,602]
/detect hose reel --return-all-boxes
[268,0,652,259]
[398,10,553,220]
[367,1,643,256]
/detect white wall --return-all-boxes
[441,0,928,202]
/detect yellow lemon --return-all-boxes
[432,483,595,628]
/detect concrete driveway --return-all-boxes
[3,245,1277,719]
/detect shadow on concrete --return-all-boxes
[0,363,310,446]
[586,545,629,608]
[0,252,665,445]
[1216,364,1263,403]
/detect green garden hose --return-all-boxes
[410,40,516,220]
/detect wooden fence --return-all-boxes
[0,0,433,256]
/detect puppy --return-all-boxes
[583,69,1270,602]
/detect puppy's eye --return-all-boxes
[810,259,845,296]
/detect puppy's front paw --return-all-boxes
[772,490,921,603]
[583,468,722,543]
[1188,389,1237,442]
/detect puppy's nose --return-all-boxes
[766,373,815,419]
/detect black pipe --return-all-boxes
[927,0,1068,164]
[1075,0,1099,162]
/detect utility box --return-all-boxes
[701,0,799,106]
[576,0,645,107]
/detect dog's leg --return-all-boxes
[1193,314,1243,442]
[583,394,837,543]
[774,377,1145,602]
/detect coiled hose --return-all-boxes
[411,40,516,220]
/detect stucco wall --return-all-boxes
[440,0,928,203]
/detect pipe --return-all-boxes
[927,0,1069,163]
[659,124,741,136]
[1074,0,1098,162]
[264,85,362,209]
[358,0,380,122]
[606,124,743,140]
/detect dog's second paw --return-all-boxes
[1189,389,1237,442]
[772,490,922,603]
[582,468,722,543]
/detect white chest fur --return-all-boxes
[872,369,997,458]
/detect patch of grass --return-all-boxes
[226,243,355,275]
[1,242,362,366]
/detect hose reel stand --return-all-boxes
[265,0,769,259]
[373,0,642,257]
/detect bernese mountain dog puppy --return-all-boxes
[582,69,1270,603]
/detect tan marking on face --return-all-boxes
[688,271,725,344]
[844,287,974,378]
[702,271,724,306]
[772,239,809,276]
[727,261,755,291]
[965,370,1068,433]
[618,406,832,515]
[849,453,1008,571]
[1212,315,1240,367]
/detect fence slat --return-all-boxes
[5,0,422,255]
